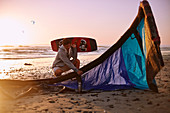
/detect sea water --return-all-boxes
[1,45,168,60]
[0,45,108,60]
[160,45,170,56]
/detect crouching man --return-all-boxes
[52,38,83,76]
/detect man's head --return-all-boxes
[63,38,71,50]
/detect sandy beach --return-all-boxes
[0,54,169,113]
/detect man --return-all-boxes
[52,38,83,76]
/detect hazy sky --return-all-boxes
[0,0,169,46]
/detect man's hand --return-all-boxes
[72,44,76,48]
[77,70,83,75]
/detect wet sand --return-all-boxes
[0,55,170,113]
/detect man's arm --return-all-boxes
[71,44,77,61]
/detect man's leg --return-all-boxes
[53,59,80,77]
[53,65,71,77]
[54,69,63,77]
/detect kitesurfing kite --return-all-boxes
[54,0,164,92]
[31,20,35,25]
[0,0,164,98]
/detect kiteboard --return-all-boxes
[51,37,97,52]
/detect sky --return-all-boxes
[0,0,169,46]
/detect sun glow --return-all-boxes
[0,17,30,46]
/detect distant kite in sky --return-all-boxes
[31,20,35,24]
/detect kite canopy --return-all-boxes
[56,0,164,92]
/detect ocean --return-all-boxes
[160,46,170,56]
[0,45,169,79]
[0,45,108,60]
[0,45,169,60]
